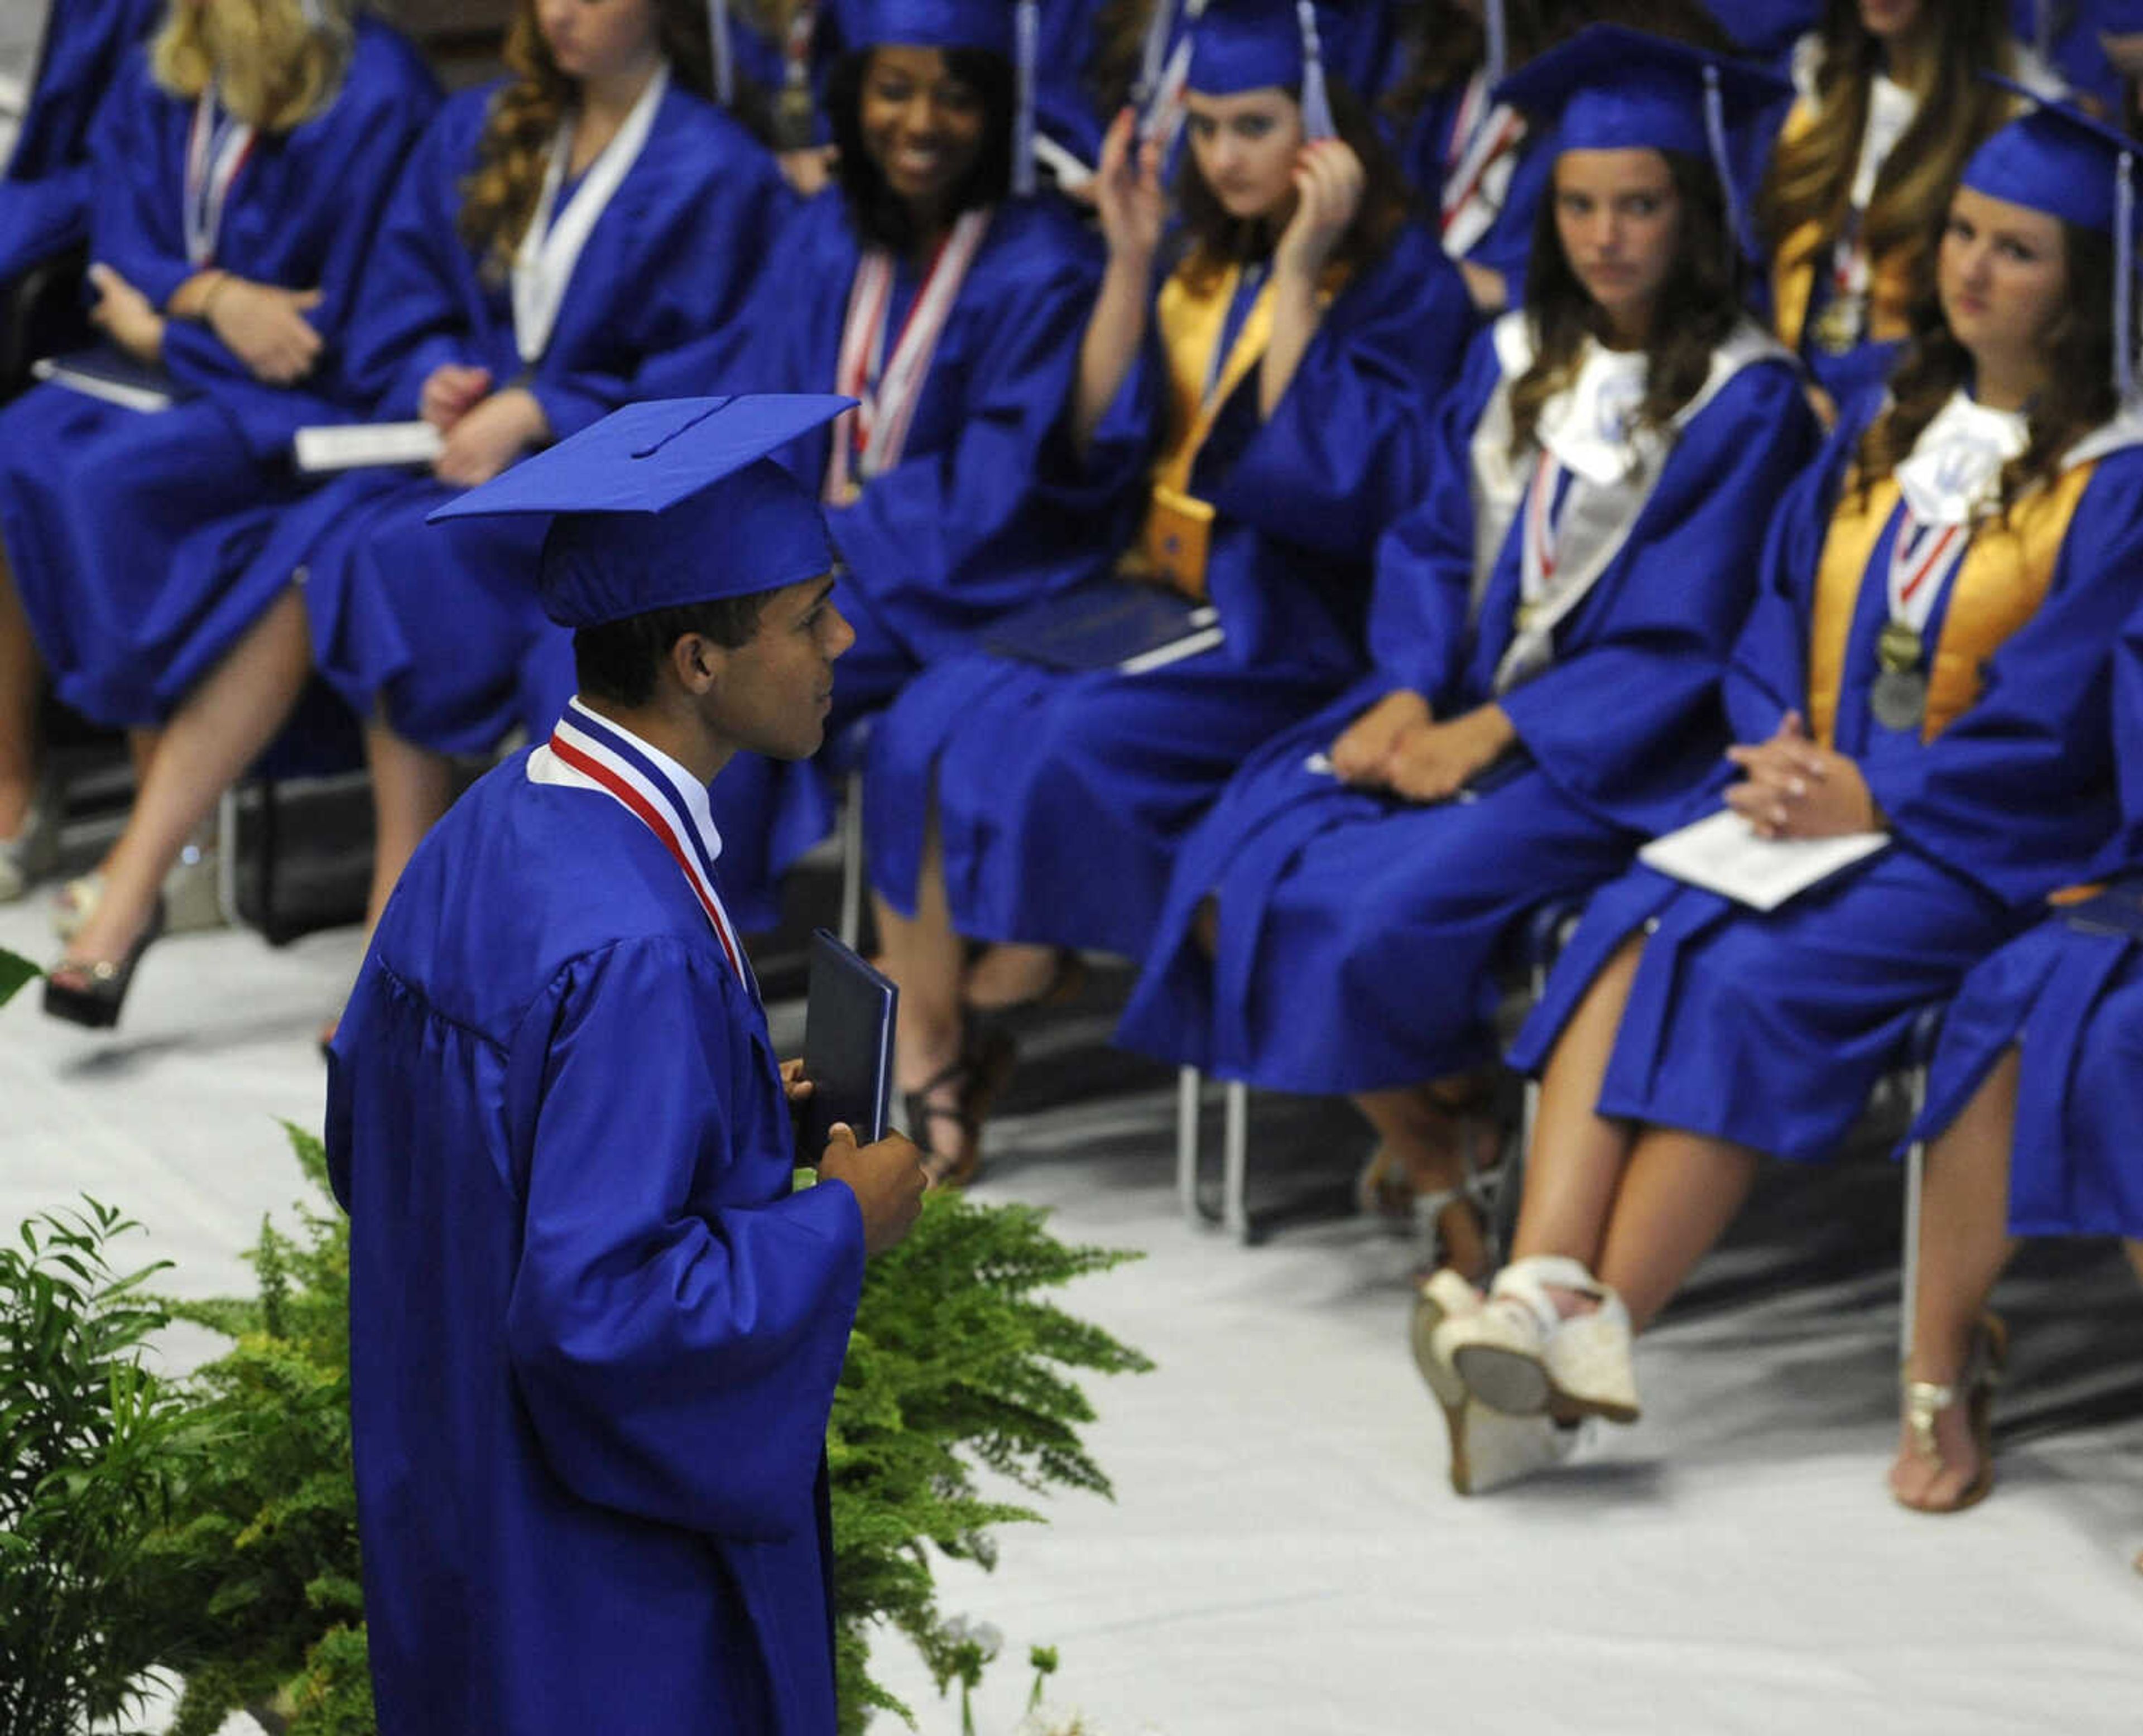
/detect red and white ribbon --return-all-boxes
[1519,449,1569,610]
[1440,76,1525,258]
[825,205,990,502]
[1885,510,1970,640]
[184,89,256,268]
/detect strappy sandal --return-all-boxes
[43,898,167,1031]
[905,1022,1017,1189]
[1896,1310,2007,1516]
[965,945,1088,1017]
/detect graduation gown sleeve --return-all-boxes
[1356,327,1512,703]
[1210,227,1476,561]
[501,938,866,1542]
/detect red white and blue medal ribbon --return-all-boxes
[1517,450,1570,623]
[1439,78,1524,255]
[1885,509,1969,642]
[547,703,756,1000]
[825,205,989,502]
[184,89,256,268]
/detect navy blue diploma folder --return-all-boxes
[2063,882,2143,941]
[981,580,1223,673]
[800,929,898,1151]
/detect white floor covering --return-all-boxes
[3,895,2140,1736]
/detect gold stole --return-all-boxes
[1769,101,1918,357]
[1131,259,1344,599]
[1806,465,2093,747]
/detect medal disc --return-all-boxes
[1813,295,1864,357]
[1870,667,1928,732]
[1877,619,1924,674]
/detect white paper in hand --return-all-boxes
[1639,807,1889,912]
[292,421,444,473]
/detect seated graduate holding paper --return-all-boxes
[0,0,162,299]
[1116,26,1812,1281]
[863,0,1475,1183]
[1418,87,2143,1495]
[327,394,928,1736]
[1885,589,2143,1521]
[641,0,1107,935]
[36,0,788,1030]
[0,0,434,909]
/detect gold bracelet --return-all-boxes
[196,271,233,323]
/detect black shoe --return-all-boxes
[43,899,167,1031]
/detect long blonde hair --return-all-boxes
[151,0,355,133]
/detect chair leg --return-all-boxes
[1222,1079,1251,1242]
[1176,1066,1204,1225]
[837,767,864,951]
[214,786,242,929]
[1899,1065,1929,1366]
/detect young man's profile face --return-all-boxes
[699,573,853,761]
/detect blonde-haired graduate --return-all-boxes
[37,0,790,1030]
[0,0,436,912]
[1117,23,1815,1305]
[1425,85,2143,1492]
[1761,0,2060,419]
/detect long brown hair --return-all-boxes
[458,0,717,282]
[1171,74,1411,290]
[1854,216,2118,514]
[1758,0,2013,292]
[1507,148,1745,457]
[151,0,353,132]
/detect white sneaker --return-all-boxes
[1449,1401,1587,1496]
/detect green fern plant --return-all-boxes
[141,1129,1148,1733]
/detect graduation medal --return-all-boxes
[1812,291,1865,357]
[1869,618,1928,732]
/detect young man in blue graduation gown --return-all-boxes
[328,394,929,1735]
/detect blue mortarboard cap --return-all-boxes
[1188,0,1344,137]
[1496,25,1790,262]
[427,396,854,629]
[842,0,1013,55]
[1495,24,1789,160]
[1965,76,2143,401]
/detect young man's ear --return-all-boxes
[669,631,727,696]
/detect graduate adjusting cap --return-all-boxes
[1189,0,1345,139]
[839,0,1042,195]
[426,395,855,629]
[1966,77,2143,402]
[1494,24,1790,261]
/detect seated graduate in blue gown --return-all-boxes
[862,0,1475,1184]
[651,0,1106,935]
[1118,23,1813,1297]
[33,0,790,1031]
[1885,589,2143,1521]
[326,393,929,1736]
[1421,87,2143,1495]
[1758,0,2058,424]
[2010,0,2139,112]
[0,0,161,296]
[0,0,434,910]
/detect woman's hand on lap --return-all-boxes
[208,280,324,384]
[1724,710,1882,839]
[85,263,165,364]
[1329,689,1430,786]
[420,363,494,430]
[433,387,550,488]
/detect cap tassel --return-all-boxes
[1702,66,1742,269]
[2118,150,2136,406]
[1013,0,1038,196]
[1296,0,1335,141]
[1484,0,1507,90]
[1135,0,1173,108]
[2035,0,2053,61]
[709,0,733,107]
